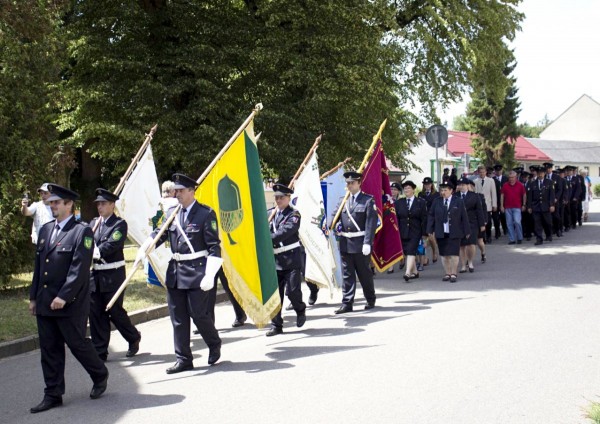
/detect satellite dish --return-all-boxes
[425,125,448,148]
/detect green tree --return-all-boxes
[518,114,552,138]
[0,1,68,285]
[464,58,521,169]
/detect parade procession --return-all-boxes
[17,102,595,415]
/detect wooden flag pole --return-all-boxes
[329,120,387,230]
[268,134,322,222]
[92,124,158,233]
[319,157,352,181]
[106,104,263,310]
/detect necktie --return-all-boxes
[180,208,187,226]
[481,179,485,187]
[50,223,60,244]
[407,198,411,210]
[462,193,465,200]
[538,180,541,190]
[98,218,104,234]
[444,198,449,223]
[350,195,356,208]
[426,192,430,196]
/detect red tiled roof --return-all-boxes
[446,131,551,161]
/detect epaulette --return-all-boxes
[197,203,214,214]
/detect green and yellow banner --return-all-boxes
[195,121,280,327]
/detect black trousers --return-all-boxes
[37,315,108,400]
[167,287,221,364]
[533,211,552,241]
[569,200,578,227]
[341,252,376,306]
[271,269,306,329]
[90,289,139,357]
[564,201,572,230]
[208,268,245,323]
[523,210,534,238]
[499,210,508,235]
[492,210,501,238]
[552,203,563,235]
[307,281,319,296]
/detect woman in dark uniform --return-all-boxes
[418,177,440,264]
[426,182,470,283]
[455,178,486,273]
[395,181,427,281]
[387,181,404,274]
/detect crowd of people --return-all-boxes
[19,162,593,414]
[387,162,593,283]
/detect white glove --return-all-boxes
[200,256,224,291]
[93,245,101,260]
[135,237,154,266]
[362,244,371,256]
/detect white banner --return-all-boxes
[323,166,346,288]
[291,152,336,293]
[115,145,171,286]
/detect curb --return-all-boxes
[0,290,230,360]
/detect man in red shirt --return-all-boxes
[500,171,527,244]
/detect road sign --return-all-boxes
[425,125,448,148]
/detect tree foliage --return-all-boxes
[1,0,524,280]
[463,59,521,169]
[0,1,67,285]
[518,115,552,138]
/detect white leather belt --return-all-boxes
[93,260,126,271]
[172,250,208,261]
[340,231,365,238]
[273,241,300,254]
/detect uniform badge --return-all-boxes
[211,220,217,231]
[112,230,123,241]
[84,237,93,249]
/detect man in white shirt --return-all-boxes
[474,165,497,243]
[21,183,53,244]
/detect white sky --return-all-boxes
[440,0,600,127]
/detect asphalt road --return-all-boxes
[1,203,600,424]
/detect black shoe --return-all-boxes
[208,346,221,365]
[459,268,467,273]
[193,329,200,335]
[126,333,141,358]
[468,266,474,273]
[526,236,531,241]
[387,269,394,274]
[516,240,522,244]
[481,254,486,263]
[296,311,306,328]
[564,228,570,233]
[545,237,552,242]
[232,314,247,328]
[30,397,62,413]
[534,240,543,246]
[90,374,108,399]
[98,353,108,362]
[403,274,410,282]
[364,303,375,310]
[449,275,457,283]
[266,327,283,337]
[334,305,353,314]
[285,303,294,311]
[508,241,516,245]
[308,293,318,306]
[442,274,451,281]
[166,361,194,374]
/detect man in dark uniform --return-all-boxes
[137,173,222,373]
[565,165,581,230]
[543,163,563,237]
[526,166,555,245]
[522,169,534,240]
[29,184,109,413]
[493,164,508,236]
[89,188,141,361]
[562,167,573,232]
[334,171,378,314]
[266,184,307,336]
